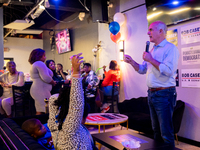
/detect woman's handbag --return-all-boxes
[95,87,104,107]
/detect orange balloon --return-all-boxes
[110,32,121,43]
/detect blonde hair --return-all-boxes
[6,61,16,69]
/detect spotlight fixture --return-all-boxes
[44,0,50,8]
[31,5,45,19]
[152,7,157,11]
[108,2,113,8]
[172,1,179,5]
[78,12,85,21]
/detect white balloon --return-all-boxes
[120,24,128,40]
[114,13,125,26]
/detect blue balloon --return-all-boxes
[109,21,120,35]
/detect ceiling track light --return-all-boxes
[30,4,45,19]
[78,12,85,21]
[31,5,45,19]
[24,0,50,21]
[44,0,50,8]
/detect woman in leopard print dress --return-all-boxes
[48,53,93,150]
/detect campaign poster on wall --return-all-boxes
[181,22,200,45]
[181,69,200,88]
[166,29,178,46]
[182,46,200,65]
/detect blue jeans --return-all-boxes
[101,86,119,103]
[102,86,119,96]
[148,87,176,146]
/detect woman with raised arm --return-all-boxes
[48,53,95,150]
[28,48,56,115]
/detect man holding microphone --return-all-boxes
[124,21,179,146]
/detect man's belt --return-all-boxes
[149,86,175,92]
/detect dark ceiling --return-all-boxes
[145,0,166,7]
[1,0,183,36]
[1,0,163,30]
[1,0,91,31]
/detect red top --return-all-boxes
[101,70,120,87]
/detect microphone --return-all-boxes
[146,41,150,52]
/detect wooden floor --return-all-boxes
[87,125,200,150]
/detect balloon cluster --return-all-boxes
[109,12,125,43]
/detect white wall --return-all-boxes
[99,0,149,102]
[168,18,200,141]
[43,13,99,72]
[4,37,43,73]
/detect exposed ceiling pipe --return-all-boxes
[4,29,14,39]
[3,0,45,39]
[0,0,35,6]
[0,0,9,3]
[2,0,11,6]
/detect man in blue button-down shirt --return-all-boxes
[124,21,179,146]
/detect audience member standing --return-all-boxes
[124,21,179,146]
[48,53,95,150]
[28,49,56,115]
[0,61,24,118]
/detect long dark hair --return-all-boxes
[28,48,45,64]
[54,86,70,130]
[54,86,90,130]
[45,59,57,78]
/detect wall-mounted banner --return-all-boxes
[166,29,178,46]
[181,22,200,45]
[181,69,200,88]
[182,46,200,65]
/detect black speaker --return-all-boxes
[91,0,108,23]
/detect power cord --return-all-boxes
[44,9,79,23]
[79,0,90,12]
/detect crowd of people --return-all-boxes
[0,48,118,117]
[0,20,179,149]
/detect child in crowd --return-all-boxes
[22,118,55,150]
